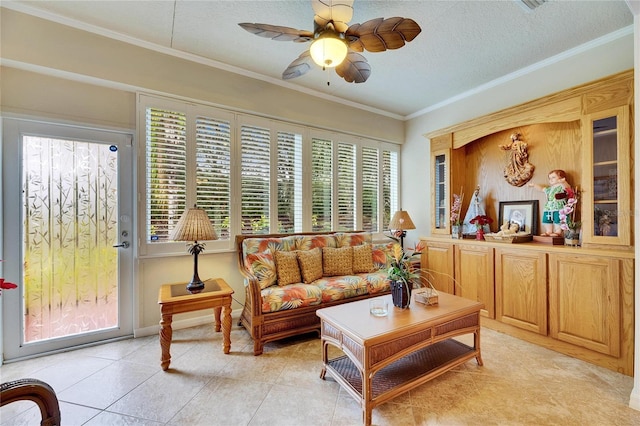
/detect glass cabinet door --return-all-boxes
[582,106,630,247]
[431,148,449,234]
[434,152,447,229]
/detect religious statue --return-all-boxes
[499,133,535,187]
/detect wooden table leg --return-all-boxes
[363,371,372,426]
[221,304,232,354]
[213,306,222,332]
[474,328,484,366]
[319,340,328,379]
[159,312,173,371]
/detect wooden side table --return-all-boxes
[157,278,234,370]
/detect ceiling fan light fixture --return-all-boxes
[309,31,347,68]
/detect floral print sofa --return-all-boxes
[236,231,397,355]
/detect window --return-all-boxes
[139,94,400,255]
[383,148,399,230]
[277,131,303,233]
[362,146,378,232]
[240,123,270,234]
[337,142,356,231]
[195,116,231,240]
[311,138,333,232]
[145,107,187,243]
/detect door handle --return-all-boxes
[113,241,130,249]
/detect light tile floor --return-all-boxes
[2,322,640,425]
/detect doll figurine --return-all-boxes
[529,169,573,236]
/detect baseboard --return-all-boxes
[134,308,242,338]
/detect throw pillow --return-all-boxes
[274,250,302,286]
[245,249,277,289]
[297,247,323,283]
[322,246,354,276]
[352,244,374,273]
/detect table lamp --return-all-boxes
[169,205,217,293]
[389,209,416,249]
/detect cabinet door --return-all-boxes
[548,254,620,357]
[430,133,465,236]
[581,106,630,247]
[421,241,455,294]
[454,244,494,318]
[495,249,547,335]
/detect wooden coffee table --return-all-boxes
[158,278,234,370]
[317,292,483,425]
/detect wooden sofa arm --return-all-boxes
[235,238,263,317]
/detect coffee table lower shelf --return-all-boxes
[325,339,476,403]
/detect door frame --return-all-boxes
[1,117,136,362]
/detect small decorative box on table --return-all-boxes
[414,287,439,306]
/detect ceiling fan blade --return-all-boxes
[335,51,371,83]
[346,17,421,53]
[239,23,313,42]
[282,51,313,80]
[312,0,354,33]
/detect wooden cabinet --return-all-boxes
[421,240,455,294]
[422,71,635,376]
[420,236,634,375]
[454,243,494,318]
[548,253,621,357]
[495,248,547,335]
[581,106,631,247]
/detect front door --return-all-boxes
[2,119,134,361]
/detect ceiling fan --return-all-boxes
[239,0,421,84]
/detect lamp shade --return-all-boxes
[309,32,347,68]
[389,209,416,231]
[169,206,217,242]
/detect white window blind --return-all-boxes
[312,138,333,232]
[140,94,401,254]
[362,146,378,232]
[145,107,187,243]
[383,149,399,231]
[195,116,231,240]
[277,131,303,233]
[241,124,270,234]
[337,142,356,231]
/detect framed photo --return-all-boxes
[498,200,539,235]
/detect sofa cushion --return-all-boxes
[372,242,399,270]
[353,244,374,273]
[296,235,337,251]
[322,246,353,276]
[275,250,302,286]
[261,283,323,313]
[335,232,372,248]
[245,249,277,289]
[313,275,369,302]
[363,270,392,294]
[242,236,297,266]
[297,247,323,283]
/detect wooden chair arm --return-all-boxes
[1,378,61,426]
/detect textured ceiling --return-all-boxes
[3,0,634,118]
